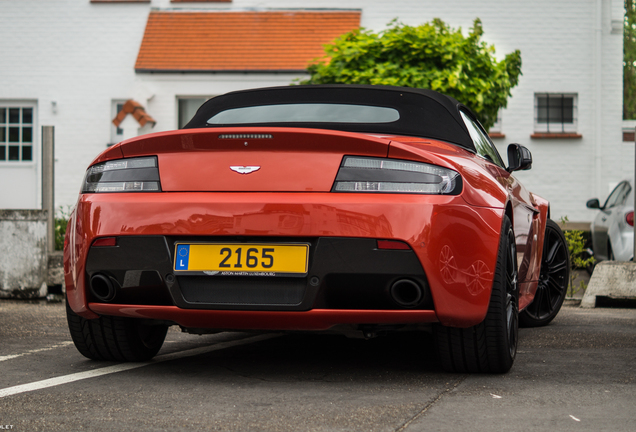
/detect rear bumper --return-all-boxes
[65,192,504,328]
[89,304,439,331]
[83,236,433,312]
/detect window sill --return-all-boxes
[0,161,36,166]
[488,132,506,139]
[90,0,150,3]
[530,133,582,139]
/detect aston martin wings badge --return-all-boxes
[230,166,261,174]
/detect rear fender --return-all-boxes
[64,202,99,319]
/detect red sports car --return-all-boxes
[64,85,569,373]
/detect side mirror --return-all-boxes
[507,143,532,172]
[586,198,601,209]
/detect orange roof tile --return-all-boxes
[112,100,156,128]
[135,10,361,72]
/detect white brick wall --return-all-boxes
[0,0,628,222]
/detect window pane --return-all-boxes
[562,98,574,123]
[537,95,575,125]
[0,108,5,123]
[460,111,505,167]
[547,97,563,122]
[604,183,626,208]
[537,96,549,108]
[0,145,5,161]
[22,108,33,124]
[0,126,5,142]
[207,103,401,125]
[22,145,32,161]
[617,183,632,206]
[8,145,19,160]
[537,96,550,123]
[23,127,32,143]
[537,105,548,123]
[9,108,20,124]
[8,127,19,142]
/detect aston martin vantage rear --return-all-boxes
[64,85,570,373]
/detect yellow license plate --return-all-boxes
[173,243,309,275]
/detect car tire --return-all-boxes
[434,216,518,374]
[66,300,168,362]
[519,219,569,328]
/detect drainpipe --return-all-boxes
[594,0,603,200]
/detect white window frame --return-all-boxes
[0,101,37,164]
[534,93,578,133]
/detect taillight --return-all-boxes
[627,211,634,227]
[82,156,161,193]
[332,156,462,195]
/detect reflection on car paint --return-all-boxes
[439,244,492,296]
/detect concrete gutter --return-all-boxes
[581,261,636,307]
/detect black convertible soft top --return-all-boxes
[184,85,477,152]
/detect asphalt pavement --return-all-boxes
[0,299,634,432]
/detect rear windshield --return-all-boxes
[207,103,400,125]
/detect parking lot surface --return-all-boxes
[0,300,634,431]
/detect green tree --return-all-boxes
[625,0,636,119]
[301,18,522,130]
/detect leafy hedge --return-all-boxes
[302,18,522,130]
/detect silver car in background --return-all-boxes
[586,179,634,261]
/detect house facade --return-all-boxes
[0,0,629,222]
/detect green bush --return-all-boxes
[55,207,71,251]
[301,18,522,130]
[561,216,595,297]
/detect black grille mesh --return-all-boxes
[178,276,305,306]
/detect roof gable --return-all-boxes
[112,100,156,128]
[135,10,361,72]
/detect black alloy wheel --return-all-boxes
[519,219,569,328]
[434,216,519,374]
[503,228,519,359]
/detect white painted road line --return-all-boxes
[0,334,277,399]
[0,341,74,362]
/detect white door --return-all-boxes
[0,102,39,209]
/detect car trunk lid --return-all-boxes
[118,128,391,192]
